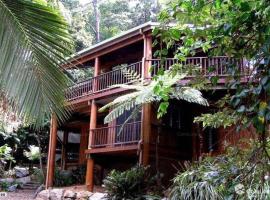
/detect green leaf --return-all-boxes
[0,0,74,127]
[171,29,181,40]
[210,76,219,86]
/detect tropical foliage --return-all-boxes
[156,0,270,135]
[170,139,270,200]
[60,0,167,51]
[150,1,270,196]
[54,165,86,186]
[99,70,208,124]
[0,0,73,127]
[103,165,160,200]
[23,145,41,161]
[0,144,14,176]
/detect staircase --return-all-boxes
[21,181,41,191]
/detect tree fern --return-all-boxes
[100,70,208,123]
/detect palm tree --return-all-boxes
[0,0,73,127]
[99,70,209,124]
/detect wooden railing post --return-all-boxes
[93,57,100,92]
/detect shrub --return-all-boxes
[54,169,73,187]
[103,165,160,200]
[71,165,86,184]
[169,140,270,200]
[0,181,9,191]
[170,161,223,200]
[23,145,41,161]
[32,168,44,184]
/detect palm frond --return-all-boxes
[0,0,73,127]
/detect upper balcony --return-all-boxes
[66,56,250,102]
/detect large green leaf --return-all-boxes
[0,0,74,127]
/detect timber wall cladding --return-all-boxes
[216,126,256,154]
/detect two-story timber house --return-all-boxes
[45,22,253,191]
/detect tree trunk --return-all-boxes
[92,0,100,43]
[35,131,45,181]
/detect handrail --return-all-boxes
[147,57,249,77]
[65,61,142,101]
[90,121,141,148]
[92,121,141,130]
[66,57,250,101]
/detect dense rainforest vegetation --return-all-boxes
[2,0,270,199]
[60,0,170,52]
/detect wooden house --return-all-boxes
[45,22,252,191]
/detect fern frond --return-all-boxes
[101,70,208,124]
[108,84,144,91]
[121,67,141,83]
[115,105,142,135]
[171,87,209,106]
[99,91,141,113]
[104,100,138,123]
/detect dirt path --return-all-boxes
[3,190,36,200]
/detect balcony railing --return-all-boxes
[66,57,250,101]
[66,61,142,101]
[149,57,249,77]
[90,121,141,148]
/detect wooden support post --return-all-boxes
[61,130,68,170]
[141,104,151,166]
[45,114,58,189]
[140,34,152,166]
[85,157,94,191]
[88,100,98,148]
[142,34,152,79]
[79,125,88,164]
[86,98,98,192]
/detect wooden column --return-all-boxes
[45,114,58,189]
[79,125,88,164]
[141,104,151,166]
[88,100,98,148]
[61,130,68,170]
[142,34,152,79]
[86,57,100,192]
[140,34,152,166]
[86,100,98,191]
[85,157,94,191]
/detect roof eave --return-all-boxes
[67,22,159,63]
